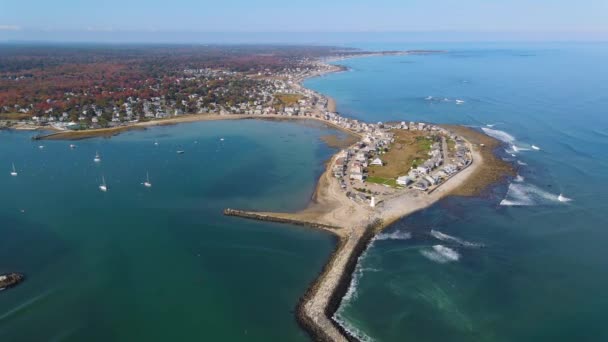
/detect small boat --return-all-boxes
[176,150,185,154]
[455,99,465,104]
[154,141,159,146]
[70,144,76,149]
[531,145,540,151]
[38,145,45,149]
[220,138,225,141]
[10,163,18,177]
[99,176,108,192]
[144,172,152,188]
[0,273,24,291]
[94,152,101,163]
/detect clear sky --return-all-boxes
[1,0,607,42]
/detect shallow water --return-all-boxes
[0,120,345,341]
[306,42,608,341]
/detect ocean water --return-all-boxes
[0,120,345,341]
[306,42,608,341]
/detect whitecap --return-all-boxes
[420,245,460,264]
[532,145,541,151]
[481,127,516,144]
[455,99,465,104]
[515,174,525,182]
[430,230,483,248]
[500,181,566,206]
[557,194,572,202]
[517,160,528,166]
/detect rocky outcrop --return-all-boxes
[0,273,24,291]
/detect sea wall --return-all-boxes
[223,209,341,232]
[224,207,383,342]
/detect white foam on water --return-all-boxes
[420,245,460,264]
[500,182,566,206]
[375,230,412,241]
[482,127,516,144]
[430,230,484,248]
[532,145,541,150]
[333,313,376,342]
[558,194,573,202]
[455,99,465,104]
[517,160,528,166]
[515,174,525,182]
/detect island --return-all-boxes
[0,45,512,341]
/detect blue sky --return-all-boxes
[1,0,607,42]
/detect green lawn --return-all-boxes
[366,176,397,187]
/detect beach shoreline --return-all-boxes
[11,52,511,342]
[225,124,511,342]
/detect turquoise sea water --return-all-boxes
[305,43,608,341]
[0,120,345,341]
[2,43,608,342]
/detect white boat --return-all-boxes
[99,176,108,192]
[10,163,17,177]
[455,99,465,104]
[531,145,540,150]
[176,150,185,154]
[94,152,101,163]
[153,141,159,146]
[144,172,152,188]
[70,144,76,149]
[38,145,45,149]
[220,138,225,141]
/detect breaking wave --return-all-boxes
[481,127,515,144]
[420,245,460,264]
[517,160,528,166]
[333,313,376,342]
[500,182,570,206]
[430,230,484,248]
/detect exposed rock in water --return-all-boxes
[0,273,25,291]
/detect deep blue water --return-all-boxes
[305,42,608,341]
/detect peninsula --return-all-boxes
[0,45,512,341]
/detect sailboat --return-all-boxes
[144,172,152,188]
[94,152,101,163]
[99,176,108,192]
[10,163,18,177]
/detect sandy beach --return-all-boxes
[225,124,512,342]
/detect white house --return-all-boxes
[397,176,413,186]
[371,158,383,166]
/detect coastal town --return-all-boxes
[1,45,493,342]
[1,46,472,203]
